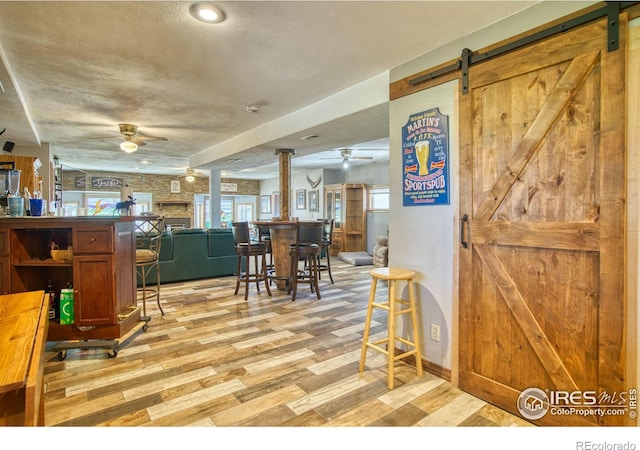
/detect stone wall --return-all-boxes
[61,169,259,220]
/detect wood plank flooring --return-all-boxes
[42,259,532,427]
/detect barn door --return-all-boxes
[459,16,626,426]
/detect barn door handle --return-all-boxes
[460,214,469,249]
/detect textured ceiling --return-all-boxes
[0,1,537,179]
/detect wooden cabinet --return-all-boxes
[0,217,139,343]
[324,183,367,255]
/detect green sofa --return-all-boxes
[139,228,238,285]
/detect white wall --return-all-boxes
[389,81,457,370]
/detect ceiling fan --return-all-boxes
[87,123,168,153]
[323,148,374,169]
[178,167,206,183]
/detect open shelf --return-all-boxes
[155,201,191,210]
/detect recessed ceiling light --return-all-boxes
[301,134,320,140]
[190,3,226,24]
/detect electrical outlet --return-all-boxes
[430,323,441,342]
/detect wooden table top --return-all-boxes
[0,290,46,394]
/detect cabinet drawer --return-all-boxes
[73,228,114,253]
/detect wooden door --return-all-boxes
[459,16,627,426]
[74,255,115,326]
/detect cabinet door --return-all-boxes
[0,229,9,294]
[73,255,115,325]
[0,257,10,294]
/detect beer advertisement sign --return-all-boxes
[402,108,450,206]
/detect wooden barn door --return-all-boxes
[459,16,626,426]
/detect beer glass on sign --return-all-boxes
[415,141,430,176]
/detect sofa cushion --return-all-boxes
[207,228,235,257]
[158,230,173,261]
[172,228,206,235]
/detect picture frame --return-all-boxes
[296,189,306,210]
[260,195,271,214]
[170,180,180,193]
[308,190,319,212]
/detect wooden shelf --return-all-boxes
[155,201,191,210]
[15,258,72,267]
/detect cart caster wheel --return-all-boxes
[57,351,67,361]
[143,324,148,332]
[108,349,118,358]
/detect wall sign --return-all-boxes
[221,182,238,193]
[402,107,450,206]
[74,177,87,189]
[91,177,123,189]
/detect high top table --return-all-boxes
[251,220,298,291]
[251,220,303,291]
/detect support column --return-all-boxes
[209,169,222,228]
[275,148,295,219]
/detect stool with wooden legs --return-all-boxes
[359,267,423,389]
[288,221,323,301]
[231,221,272,301]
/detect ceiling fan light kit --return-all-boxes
[185,168,196,182]
[120,141,138,153]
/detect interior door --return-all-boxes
[459,16,627,426]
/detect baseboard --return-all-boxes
[394,346,452,382]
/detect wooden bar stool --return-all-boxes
[359,267,423,389]
[231,221,272,301]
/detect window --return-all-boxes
[369,186,389,210]
[63,191,153,216]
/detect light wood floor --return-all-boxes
[43,258,532,427]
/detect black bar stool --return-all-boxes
[231,221,272,301]
[316,218,334,283]
[288,221,323,301]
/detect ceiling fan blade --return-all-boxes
[136,134,168,142]
[131,138,147,146]
[352,156,374,160]
[84,134,120,140]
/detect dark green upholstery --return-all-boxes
[138,228,238,285]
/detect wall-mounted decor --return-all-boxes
[308,190,319,212]
[260,195,271,214]
[221,182,238,193]
[170,180,180,193]
[74,177,87,189]
[306,174,322,189]
[90,176,123,189]
[402,107,450,206]
[296,189,306,210]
